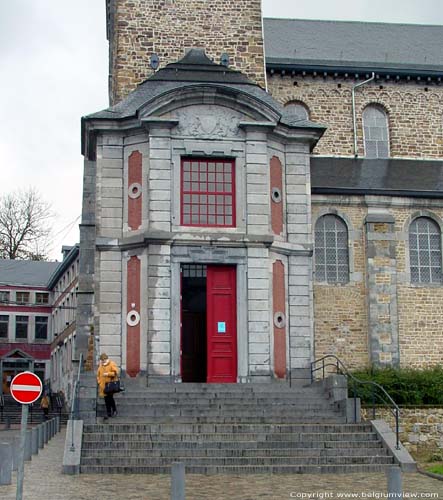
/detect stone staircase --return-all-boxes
[0,394,69,425]
[79,382,395,474]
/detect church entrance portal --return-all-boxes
[181,264,237,383]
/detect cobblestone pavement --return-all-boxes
[1,429,443,500]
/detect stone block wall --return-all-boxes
[268,76,443,158]
[107,0,265,104]
[362,407,443,454]
[312,198,443,369]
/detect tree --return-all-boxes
[0,188,54,260]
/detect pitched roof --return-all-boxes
[311,157,443,197]
[0,260,59,287]
[264,18,443,73]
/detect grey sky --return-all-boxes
[1,0,442,260]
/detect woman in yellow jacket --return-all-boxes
[97,353,119,419]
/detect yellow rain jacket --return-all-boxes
[96,359,119,398]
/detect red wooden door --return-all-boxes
[206,265,237,383]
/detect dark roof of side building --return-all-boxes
[0,260,59,287]
[311,157,443,197]
[264,18,443,73]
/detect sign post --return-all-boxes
[10,372,43,500]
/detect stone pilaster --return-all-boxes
[365,213,400,367]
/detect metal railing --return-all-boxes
[69,353,83,452]
[311,354,401,450]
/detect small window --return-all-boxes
[363,105,389,158]
[36,293,49,304]
[0,291,9,304]
[409,217,442,284]
[35,316,48,340]
[0,316,8,338]
[284,101,309,121]
[15,315,28,339]
[315,214,349,284]
[181,158,235,227]
[16,292,30,304]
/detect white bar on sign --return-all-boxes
[12,385,41,392]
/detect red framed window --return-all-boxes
[181,158,235,227]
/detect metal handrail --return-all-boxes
[311,354,401,450]
[69,353,84,452]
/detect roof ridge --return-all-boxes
[263,17,443,28]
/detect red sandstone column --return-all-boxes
[126,255,141,377]
[128,151,142,230]
[273,260,287,378]
[270,156,283,236]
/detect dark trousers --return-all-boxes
[104,394,116,416]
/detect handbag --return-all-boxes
[104,380,121,394]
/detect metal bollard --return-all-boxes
[43,421,49,444]
[0,442,12,485]
[56,415,60,433]
[38,424,44,449]
[31,427,39,455]
[49,419,53,439]
[386,466,402,499]
[4,417,10,430]
[170,462,185,500]
[12,436,20,472]
[24,430,32,461]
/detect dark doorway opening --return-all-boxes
[181,264,207,382]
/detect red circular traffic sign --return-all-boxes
[10,371,43,405]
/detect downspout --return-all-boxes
[352,72,375,157]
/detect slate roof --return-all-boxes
[311,157,443,197]
[83,49,324,133]
[264,18,443,73]
[0,260,59,288]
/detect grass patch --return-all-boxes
[425,463,443,476]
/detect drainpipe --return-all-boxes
[352,72,375,157]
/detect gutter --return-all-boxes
[352,72,375,157]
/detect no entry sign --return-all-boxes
[10,372,43,405]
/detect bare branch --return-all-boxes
[0,188,54,260]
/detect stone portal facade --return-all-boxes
[77,3,443,382]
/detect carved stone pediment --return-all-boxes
[171,105,246,139]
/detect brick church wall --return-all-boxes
[268,76,443,158]
[312,200,443,369]
[107,0,266,104]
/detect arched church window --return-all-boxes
[284,101,309,121]
[409,217,442,284]
[314,214,349,284]
[363,105,389,158]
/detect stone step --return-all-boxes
[126,383,307,392]
[79,463,393,474]
[95,409,343,418]
[108,396,331,404]
[81,454,394,467]
[99,401,337,409]
[97,415,347,424]
[82,432,380,443]
[85,423,372,433]
[82,439,384,451]
[82,447,389,458]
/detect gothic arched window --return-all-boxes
[314,214,349,284]
[409,217,442,284]
[363,105,389,158]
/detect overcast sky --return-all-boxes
[1,0,442,261]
